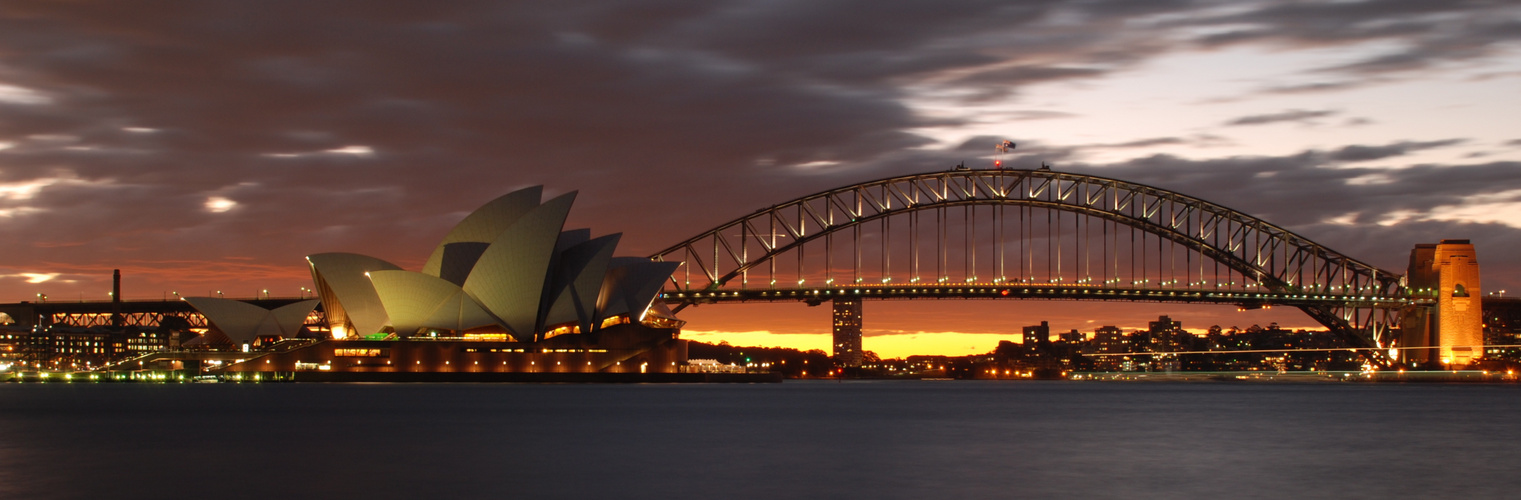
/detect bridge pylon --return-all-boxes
[1400,240,1482,366]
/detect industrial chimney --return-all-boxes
[111,269,123,328]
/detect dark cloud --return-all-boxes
[1469,70,1521,81]
[0,0,1516,303]
[1185,0,1521,76]
[945,135,1234,167]
[950,65,1109,100]
[1224,109,1337,126]
[1260,80,1370,95]
[1064,152,1521,289]
[1005,110,1078,121]
[954,66,1107,86]
[0,2,936,253]
[1093,137,1185,149]
[1328,139,1464,162]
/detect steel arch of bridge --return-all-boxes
[651,169,1414,348]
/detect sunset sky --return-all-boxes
[2,1,1518,358]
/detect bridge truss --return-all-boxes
[652,169,1422,351]
[1,298,326,330]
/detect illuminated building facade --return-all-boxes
[1089,326,1127,355]
[302,186,679,342]
[832,298,863,368]
[208,186,690,379]
[222,322,690,380]
[3,326,174,368]
[1401,240,1483,366]
[1147,315,1186,352]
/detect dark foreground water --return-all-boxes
[1,381,1517,499]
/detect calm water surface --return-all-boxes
[1,381,1516,499]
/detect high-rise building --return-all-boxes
[832,298,863,368]
[1089,325,1128,354]
[1148,315,1185,352]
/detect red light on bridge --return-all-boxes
[1000,290,1009,296]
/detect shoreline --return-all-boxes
[6,370,1515,384]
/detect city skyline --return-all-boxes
[2,1,1518,356]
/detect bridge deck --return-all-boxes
[662,285,1425,308]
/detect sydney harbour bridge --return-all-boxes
[5,167,1464,364]
[651,167,1431,360]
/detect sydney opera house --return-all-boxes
[182,186,717,381]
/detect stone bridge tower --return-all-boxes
[1401,240,1482,366]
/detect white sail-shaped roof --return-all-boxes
[368,270,500,337]
[307,253,401,337]
[183,297,319,344]
[536,228,594,322]
[645,298,680,322]
[183,297,266,343]
[304,186,683,342]
[463,192,577,340]
[597,258,680,322]
[269,300,321,335]
[541,233,620,333]
[554,229,591,253]
[435,242,491,286]
[421,186,543,279]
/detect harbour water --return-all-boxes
[2,381,1517,499]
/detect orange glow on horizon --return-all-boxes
[684,330,1018,358]
[676,300,1325,358]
